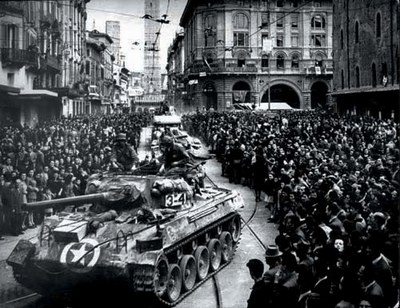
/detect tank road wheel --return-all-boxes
[230,215,241,242]
[166,264,182,303]
[154,256,169,297]
[219,231,233,263]
[207,239,222,272]
[194,246,210,281]
[191,239,198,251]
[176,247,183,260]
[179,255,197,292]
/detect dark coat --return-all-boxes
[247,279,267,308]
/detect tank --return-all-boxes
[7,169,243,306]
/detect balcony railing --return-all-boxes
[1,48,36,68]
[0,2,23,15]
[188,59,258,74]
[305,66,333,75]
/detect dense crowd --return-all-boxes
[0,113,151,237]
[183,110,399,308]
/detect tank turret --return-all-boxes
[7,170,244,306]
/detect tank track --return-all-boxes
[131,212,241,307]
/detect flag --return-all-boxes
[203,55,212,72]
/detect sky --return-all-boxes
[86,0,187,73]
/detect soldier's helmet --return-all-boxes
[161,136,174,146]
[115,133,127,141]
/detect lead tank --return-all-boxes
[7,169,243,306]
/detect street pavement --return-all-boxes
[0,128,279,307]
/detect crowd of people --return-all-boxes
[0,112,151,237]
[183,110,399,308]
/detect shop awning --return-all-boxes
[19,89,58,97]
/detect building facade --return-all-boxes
[332,0,399,119]
[166,31,185,112]
[176,0,333,112]
[105,20,121,66]
[86,30,114,114]
[59,0,90,118]
[0,0,90,126]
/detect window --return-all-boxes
[7,73,14,86]
[261,13,269,29]
[276,13,284,29]
[315,55,323,67]
[291,35,298,47]
[372,62,377,87]
[376,13,381,38]
[262,55,269,68]
[234,13,249,29]
[341,70,345,89]
[277,54,285,69]
[382,62,388,85]
[234,32,249,46]
[277,0,284,7]
[356,66,360,87]
[276,35,284,46]
[311,15,325,30]
[340,30,344,49]
[311,34,325,47]
[238,58,246,67]
[291,54,299,68]
[2,24,19,49]
[291,14,298,29]
[233,13,249,47]
[85,60,90,74]
[355,21,359,43]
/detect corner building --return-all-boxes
[178,0,333,111]
[331,0,399,119]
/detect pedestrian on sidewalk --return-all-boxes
[246,258,266,308]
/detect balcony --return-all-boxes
[1,48,36,69]
[46,54,61,72]
[0,2,23,15]
[188,59,258,74]
[305,66,333,75]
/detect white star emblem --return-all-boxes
[60,239,101,273]
[70,243,89,265]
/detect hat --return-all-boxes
[265,245,282,258]
[115,133,126,141]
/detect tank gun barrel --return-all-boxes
[23,192,111,209]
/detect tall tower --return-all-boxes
[105,21,121,65]
[144,0,161,94]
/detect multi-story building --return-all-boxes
[86,30,114,114]
[332,0,399,119]
[0,0,90,125]
[177,0,333,112]
[0,1,64,126]
[105,21,121,66]
[166,31,185,112]
[112,62,130,112]
[58,0,90,117]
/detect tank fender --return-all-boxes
[7,240,35,267]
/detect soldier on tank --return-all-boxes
[110,133,139,171]
[160,136,190,170]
